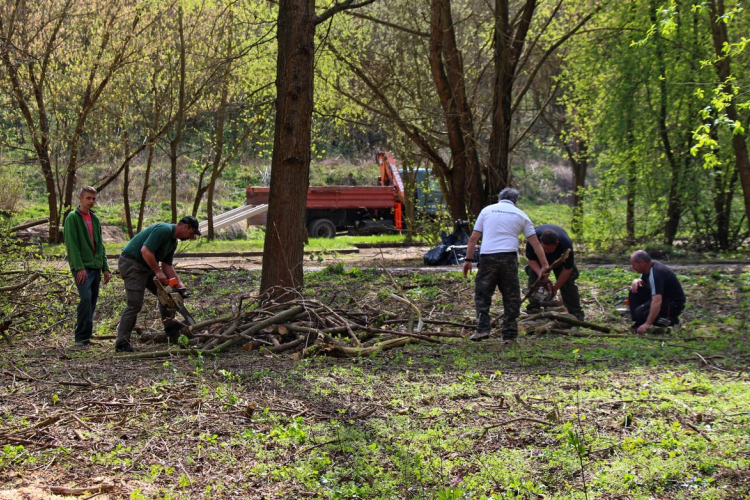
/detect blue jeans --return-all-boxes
[74,268,101,343]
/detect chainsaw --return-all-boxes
[533,282,559,306]
[153,277,196,326]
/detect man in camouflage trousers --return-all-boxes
[463,188,549,344]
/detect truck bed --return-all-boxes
[246,186,396,210]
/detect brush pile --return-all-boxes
[122,294,461,360]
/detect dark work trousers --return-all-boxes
[475,252,521,340]
[525,265,584,320]
[73,268,101,344]
[116,255,174,346]
[628,285,684,330]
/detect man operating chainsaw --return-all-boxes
[114,216,200,352]
[524,224,584,321]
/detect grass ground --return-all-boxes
[1,257,749,499]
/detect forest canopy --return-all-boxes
[0,0,748,252]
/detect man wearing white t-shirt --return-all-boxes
[462,188,549,344]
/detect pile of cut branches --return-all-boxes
[1,222,72,345]
[120,294,455,360]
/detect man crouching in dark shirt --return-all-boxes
[629,250,686,333]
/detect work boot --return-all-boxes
[670,318,682,333]
[115,341,137,353]
[469,331,491,342]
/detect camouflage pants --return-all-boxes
[525,265,584,320]
[474,252,521,340]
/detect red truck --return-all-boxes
[246,152,406,238]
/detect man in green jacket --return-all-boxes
[64,186,111,347]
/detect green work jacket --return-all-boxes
[63,208,110,272]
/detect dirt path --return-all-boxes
[169,247,750,275]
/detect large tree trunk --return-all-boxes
[708,0,750,230]
[428,0,485,218]
[488,0,536,197]
[259,0,316,301]
[428,0,467,220]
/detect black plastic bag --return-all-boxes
[423,220,475,265]
[423,244,448,265]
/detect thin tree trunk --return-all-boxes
[714,162,737,250]
[649,2,682,245]
[62,9,139,214]
[137,140,155,234]
[122,130,133,238]
[571,139,587,235]
[708,0,750,230]
[0,0,71,242]
[169,6,187,224]
[206,21,232,240]
[625,126,637,244]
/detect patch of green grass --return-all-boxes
[520,203,573,229]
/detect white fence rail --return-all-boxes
[198,204,268,234]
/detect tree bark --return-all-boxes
[260,0,316,301]
[260,0,375,301]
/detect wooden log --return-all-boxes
[9,218,49,233]
[187,314,234,333]
[0,273,40,292]
[47,484,114,496]
[523,312,626,334]
[116,306,305,359]
[304,337,418,358]
[271,335,308,354]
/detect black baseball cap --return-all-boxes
[180,216,201,236]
